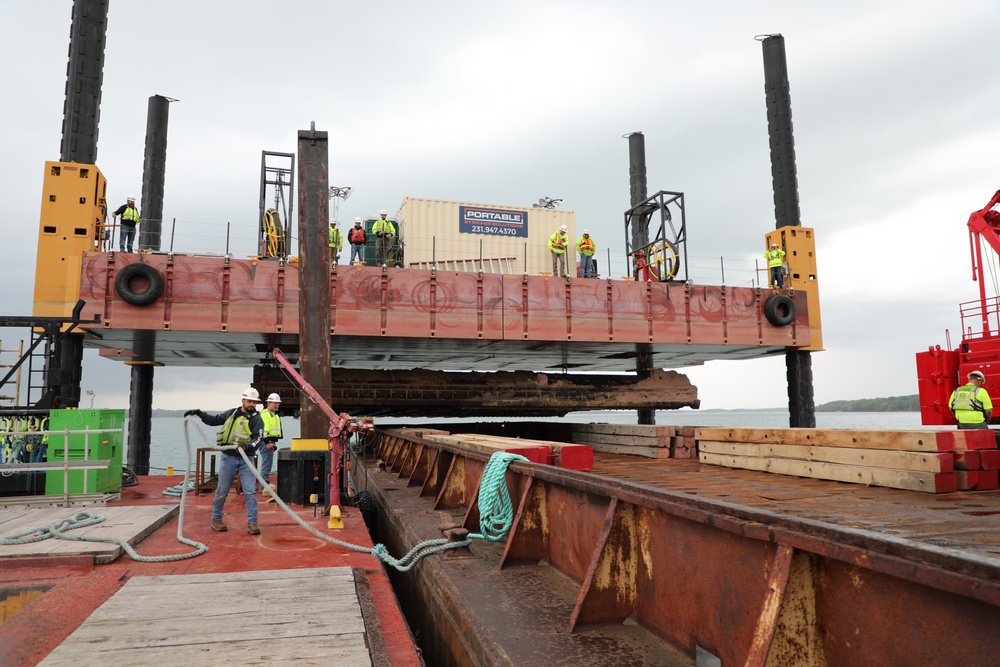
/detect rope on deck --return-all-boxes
[184,418,527,572]
[0,423,210,563]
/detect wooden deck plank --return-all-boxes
[698,441,954,473]
[700,452,957,493]
[695,427,953,452]
[0,506,177,562]
[572,423,676,438]
[38,566,371,667]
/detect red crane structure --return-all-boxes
[917,190,1000,424]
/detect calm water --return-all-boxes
[131,411,925,475]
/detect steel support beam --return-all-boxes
[296,124,332,439]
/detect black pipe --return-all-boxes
[140,95,173,251]
[761,34,816,428]
[59,0,108,164]
[627,132,655,425]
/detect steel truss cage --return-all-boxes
[259,151,295,260]
[624,190,688,282]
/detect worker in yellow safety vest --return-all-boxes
[328,219,343,264]
[548,225,570,277]
[184,388,265,534]
[949,370,993,429]
[112,196,141,253]
[258,393,283,490]
[764,243,785,287]
[372,209,395,266]
[577,229,596,278]
[765,243,786,288]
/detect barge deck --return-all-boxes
[365,428,1000,666]
[0,475,419,667]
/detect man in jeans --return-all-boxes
[112,196,140,253]
[185,388,265,534]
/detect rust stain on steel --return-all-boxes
[421,448,447,499]
[502,476,549,564]
[570,498,639,629]
[545,485,613,583]
[768,551,824,667]
[744,543,794,667]
[435,453,467,509]
[406,444,429,487]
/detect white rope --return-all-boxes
[184,418,471,571]
[0,427,208,562]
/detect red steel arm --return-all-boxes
[966,191,1000,334]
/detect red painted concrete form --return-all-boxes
[78,253,809,370]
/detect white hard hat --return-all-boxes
[329,218,337,225]
[560,225,568,232]
[380,209,387,215]
[583,229,590,234]
[970,370,986,381]
[354,217,362,223]
[770,243,778,248]
[127,196,135,201]
[241,387,260,402]
[266,393,282,403]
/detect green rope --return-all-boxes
[468,452,528,542]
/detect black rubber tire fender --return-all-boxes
[115,263,163,307]
[763,294,795,327]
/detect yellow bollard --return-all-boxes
[328,505,343,530]
[166,466,174,476]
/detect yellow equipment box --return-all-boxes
[291,438,328,451]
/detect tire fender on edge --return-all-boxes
[763,294,795,327]
[114,263,163,307]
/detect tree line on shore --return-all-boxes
[816,395,918,412]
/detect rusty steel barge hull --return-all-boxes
[362,428,1000,667]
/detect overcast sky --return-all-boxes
[2,1,999,413]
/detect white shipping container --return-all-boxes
[395,197,577,276]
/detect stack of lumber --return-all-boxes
[571,424,697,459]
[423,433,594,471]
[697,427,1000,494]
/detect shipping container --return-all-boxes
[395,197,577,276]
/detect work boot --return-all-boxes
[247,523,260,535]
[211,520,227,532]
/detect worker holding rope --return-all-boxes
[185,388,265,535]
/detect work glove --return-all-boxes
[183,409,201,418]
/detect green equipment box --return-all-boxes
[45,409,125,495]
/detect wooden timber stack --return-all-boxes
[571,424,698,459]
[697,427,1000,494]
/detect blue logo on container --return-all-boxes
[459,206,527,238]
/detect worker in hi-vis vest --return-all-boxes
[258,393,283,491]
[765,243,786,288]
[949,370,993,429]
[328,219,343,264]
[548,225,569,277]
[577,229,596,278]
